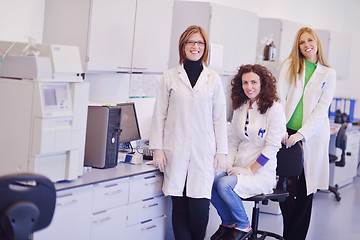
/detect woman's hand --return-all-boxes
[282,132,289,145]
[213,154,226,174]
[153,149,167,172]
[285,132,303,148]
[227,167,253,176]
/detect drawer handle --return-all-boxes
[141,225,156,230]
[132,67,147,70]
[143,203,159,208]
[117,66,131,69]
[105,189,122,195]
[93,216,112,223]
[57,199,78,206]
[57,193,73,198]
[145,180,160,186]
[346,152,351,156]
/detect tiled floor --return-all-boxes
[258,175,360,240]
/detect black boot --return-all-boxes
[222,228,253,240]
[211,225,232,240]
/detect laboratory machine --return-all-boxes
[0,40,89,182]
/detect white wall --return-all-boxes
[0,0,45,43]
[179,0,360,118]
[0,0,359,118]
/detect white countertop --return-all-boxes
[55,161,158,191]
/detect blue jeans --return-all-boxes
[211,172,250,229]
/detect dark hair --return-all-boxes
[231,64,279,114]
[178,25,209,65]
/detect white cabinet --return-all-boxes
[256,18,306,78]
[131,0,174,73]
[128,171,163,202]
[330,129,360,187]
[33,186,93,240]
[92,177,129,212]
[43,0,173,73]
[169,1,258,74]
[127,172,166,240]
[315,29,351,80]
[34,171,166,240]
[91,178,129,240]
[86,0,136,72]
[126,215,166,239]
[91,206,127,240]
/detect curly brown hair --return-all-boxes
[231,64,279,114]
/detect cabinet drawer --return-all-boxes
[129,172,163,203]
[93,178,129,212]
[126,216,166,240]
[34,186,93,240]
[347,131,360,147]
[91,206,127,240]
[127,195,167,226]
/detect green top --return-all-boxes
[287,60,317,131]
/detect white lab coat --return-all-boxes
[149,64,228,199]
[227,101,286,199]
[277,59,336,195]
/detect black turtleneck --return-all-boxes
[184,59,203,88]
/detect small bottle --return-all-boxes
[22,37,40,57]
[263,44,269,60]
[269,41,276,61]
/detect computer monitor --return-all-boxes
[117,102,141,152]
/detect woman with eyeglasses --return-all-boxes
[149,25,228,240]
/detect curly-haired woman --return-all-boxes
[210,64,286,240]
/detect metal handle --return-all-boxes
[93,216,112,223]
[117,66,132,69]
[143,203,159,208]
[145,180,160,186]
[57,199,78,206]
[105,189,122,195]
[141,225,156,230]
[132,66,147,70]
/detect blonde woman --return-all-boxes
[277,27,336,240]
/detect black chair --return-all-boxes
[0,174,56,240]
[242,141,304,240]
[328,122,348,201]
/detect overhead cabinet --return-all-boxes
[43,0,173,73]
[169,1,258,75]
[256,18,306,63]
[256,18,307,78]
[315,29,351,80]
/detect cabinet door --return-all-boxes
[128,172,163,203]
[210,5,258,74]
[33,186,93,240]
[126,216,166,240]
[132,0,174,73]
[279,20,305,62]
[91,206,127,240]
[93,178,129,213]
[127,195,167,226]
[87,0,136,71]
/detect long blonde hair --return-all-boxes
[285,27,330,85]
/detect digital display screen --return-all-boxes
[118,103,141,143]
[43,89,57,106]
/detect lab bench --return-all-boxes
[33,163,166,240]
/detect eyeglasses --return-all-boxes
[185,41,206,46]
